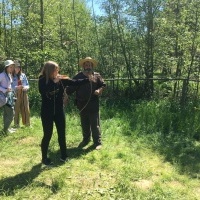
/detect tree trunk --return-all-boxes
[40,0,44,67]
[144,0,154,98]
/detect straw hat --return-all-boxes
[79,57,97,67]
[4,60,14,67]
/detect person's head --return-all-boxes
[4,60,15,74]
[41,61,59,83]
[79,57,97,73]
[14,60,22,76]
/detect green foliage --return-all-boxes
[1,98,200,199]
[2,0,200,101]
[129,98,199,138]
[28,80,41,114]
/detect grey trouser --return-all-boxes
[3,105,14,132]
[80,111,102,145]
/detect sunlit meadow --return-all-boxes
[0,98,200,199]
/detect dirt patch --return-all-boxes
[19,136,36,144]
[133,179,153,190]
[167,180,184,189]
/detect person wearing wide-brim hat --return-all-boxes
[0,60,16,134]
[78,57,98,68]
[67,56,106,150]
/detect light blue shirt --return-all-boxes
[12,73,30,91]
[0,71,13,94]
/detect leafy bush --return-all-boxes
[28,80,41,114]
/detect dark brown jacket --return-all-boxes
[67,72,106,113]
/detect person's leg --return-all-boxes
[14,90,21,127]
[90,112,102,147]
[54,111,67,160]
[3,105,14,132]
[41,114,53,163]
[21,91,30,126]
[79,112,91,147]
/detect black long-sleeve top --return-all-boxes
[38,76,88,115]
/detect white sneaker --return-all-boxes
[95,145,102,150]
[8,128,16,133]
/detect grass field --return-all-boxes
[0,99,200,199]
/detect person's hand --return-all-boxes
[15,85,23,90]
[53,77,60,83]
[57,75,69,79]
[7,88,12,92]
[94,88,103,96]
[88,74,94,81]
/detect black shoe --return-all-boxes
[78,140,90,148]
[42,158,53,166]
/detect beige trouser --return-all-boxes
[14,89,30,126]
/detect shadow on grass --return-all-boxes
[0,163,42,196]
[67,145,96,158]
[151,134,200,176]
[0,145,96,196]
[102,98,200,177]
[50,145,96,167]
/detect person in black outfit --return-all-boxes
[38,61,89,165]
[67,57,106,150]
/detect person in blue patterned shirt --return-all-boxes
[12,60,30,127]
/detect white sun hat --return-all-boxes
[4,60,15,67]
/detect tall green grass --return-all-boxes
[0,98,200,199]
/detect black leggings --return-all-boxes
[41,110,67,160]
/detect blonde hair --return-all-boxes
[40,61,59,84]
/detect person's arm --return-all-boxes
[11,75,17,91]
[94,86,105,96]
[0,73,10,93]
[38,77,46,96]
[61,78,89,87]
[22,73,30,90]
[61,76,89,95]
[94,73,106,96]
[38,77,56,96]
